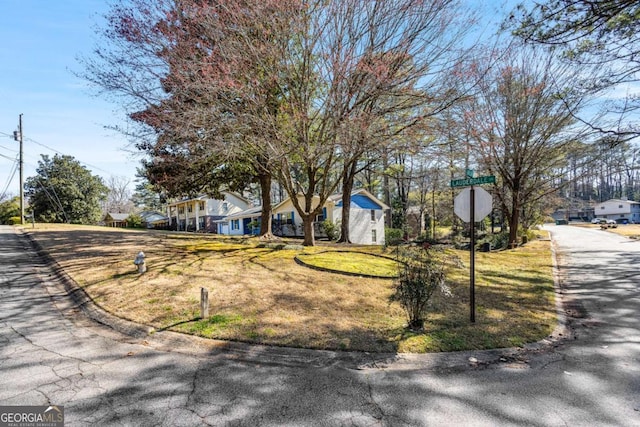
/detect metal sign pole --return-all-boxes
[470,185,476,323]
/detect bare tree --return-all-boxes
[103,176,133,214]
[463,43,598,247]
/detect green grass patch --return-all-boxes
[176,313,245,336]
[296,251,399,278]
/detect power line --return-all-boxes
[0,154,19,200]
[0,143,19,153]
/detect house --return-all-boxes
[139,210,169,229]
[593,198,640,223]
[328,189,389,245]
[216,206,263,236]
[166,192,250,232]
[271,189,389,244]
[104,212,130,228]
[220,189,389,245]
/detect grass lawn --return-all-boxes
[22,223,557,353]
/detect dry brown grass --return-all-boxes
[23,223,557,353]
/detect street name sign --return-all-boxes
[450,175,496,188]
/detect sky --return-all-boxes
[0,0,139,199]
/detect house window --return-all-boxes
[222,202,229,213]
[371,229,377,243]
[280,212,294,225]
[600,206,605,210]
[178,206,185,215]
[187,205,193,213]
[199,201,205,211]
[619,204,623,208]
[370,209,376,221]
[231,219,240,230]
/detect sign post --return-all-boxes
[452,173,495,323]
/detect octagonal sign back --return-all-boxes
[454,187,492,223]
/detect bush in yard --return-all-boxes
[321,219,340,241]
[390,247,449,330]
[385,228,404,247]
[126,213,143,228]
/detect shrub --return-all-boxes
[389,247,450,330]
[126,214,144,228]
[7,216,22,225]
[479,231,510,250]
[320,219,340,241]
[385,228,404,247]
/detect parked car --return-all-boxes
[591,218,605,224]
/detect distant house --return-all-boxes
[166,192,251,232]
[593,198,640,223]
[104,212,129,228]
[139,210,169,229]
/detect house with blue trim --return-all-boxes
[217,189,389,245]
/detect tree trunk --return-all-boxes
[382,151,392,228]
[508,196,520,248]
[302,214,315,246]
[258,171,274,238]
[338,163,357,244]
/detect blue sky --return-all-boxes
[0,0,138,198]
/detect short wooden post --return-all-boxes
[200,287,209,319]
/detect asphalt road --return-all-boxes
[1,224,639,426]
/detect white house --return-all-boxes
[166,192,250,232]
[328,189,389,245]
[271,189,389,245]
[593,198,640,223]
[216,206,264,236]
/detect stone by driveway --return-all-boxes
[1,224,639,426]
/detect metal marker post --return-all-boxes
[470,185,476,323]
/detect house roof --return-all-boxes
[216,206,264,222]
[139,210,169,223]
[167,191,250,207]
[105,213,129,221]
[595,198,640,206]
[272,189,389,213]
[332,189,389,210]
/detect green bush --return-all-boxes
[389,247,449,330]
[320,219,340,241]
[7,216,22,225]
[126,214,144,228]
[385,228,404,246]
[479,231,510,250]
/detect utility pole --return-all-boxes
[13,114,24,225]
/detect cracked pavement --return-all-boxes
[1,224,639,426]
